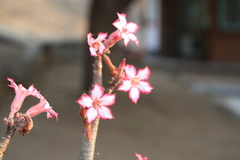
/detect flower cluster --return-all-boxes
[4,78,58,135]
[77,12,152,157]
[87,12,139,56]
[79,12,153,123]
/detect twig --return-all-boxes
[0,126,16,160]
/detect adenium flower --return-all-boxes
[104,30,122,53]
[76,83,115,123]
[118,65,153,104]
[5,78,58,134]
[25,97,58,121]
[7,77,41,119]
[113,12,139,46]
[87,32,108,56]
[135,153,148,160]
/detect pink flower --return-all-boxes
[25,97,58,121]
[7,78,41,119]
[118,65,153,104]
[87,32,108,56]
[112,12,139,46]
[104,30,122,53]
[135,153,148,160]
[76,83,115,123]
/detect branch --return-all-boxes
[78,56,102,160]
[0,126,16,160]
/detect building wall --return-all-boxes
[161,0,240,62]
[209,0,240,62]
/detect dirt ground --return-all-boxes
[0,58,240,160]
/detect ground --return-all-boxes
[0,58,240,160]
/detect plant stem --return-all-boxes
[78,56,102,160]
[0,126,16,160]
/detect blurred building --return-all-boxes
[159,0,240,62]
[0,0,90,80]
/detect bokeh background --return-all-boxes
[0,0,240,160]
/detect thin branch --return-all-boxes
[0,126,16,160]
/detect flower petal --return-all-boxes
[25,99,49,117]
[126,22,139,33]
[89,47,98,56]
[101,94,116,106]
[87,33,93,45]
[117,12,127,26]
[124,64,137,79]
[136,66,151,80]
[112,19,123,31]
[122,34,130,46]
[96,32,108,41]
[47,108,58,121]
[128,34,139,45]
[129,87,140,104]
[135,153,148,160]
[138,81,153,94]
[98,106,114,120]
[118,80,131,91]
[86,107,98,123]
[98,42,106,54]
[76,94,93,108]
[91,84,104,99]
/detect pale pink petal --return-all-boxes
[112,19,123,31]
[136,67,151,80]
[9,92,27,118]
[28,85,39,94]
[76,94,93,108]
[47,108,58,121]
[126,22,139,33]
[129,87,140,104]
[25,99,49,117]
[138,81,153,94]
[96,32,108,41]
[118,80,131,91]
[117,12,127,26]
[27,85,41,98]
[104,30,122,49]
[7,77,19,92]
[87,33,93,45]
[89,47,98,56]
[122,34,130,46]
[135,153,148,160]
[86,108,98,123]
[135,153,142,159]
[7,78,40,118]
[128,34,139,45]
[98,43,106,54]
[98,106,114,120]
[91,84,104,99]
[101,94,116,106]
[124,65,137,79]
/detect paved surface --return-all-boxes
[0,58,240,160]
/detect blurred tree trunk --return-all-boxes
[83,0,134,91]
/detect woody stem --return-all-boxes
[0,125,16,160]
[78,55,102,160]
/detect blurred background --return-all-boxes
[0,0,240,160]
